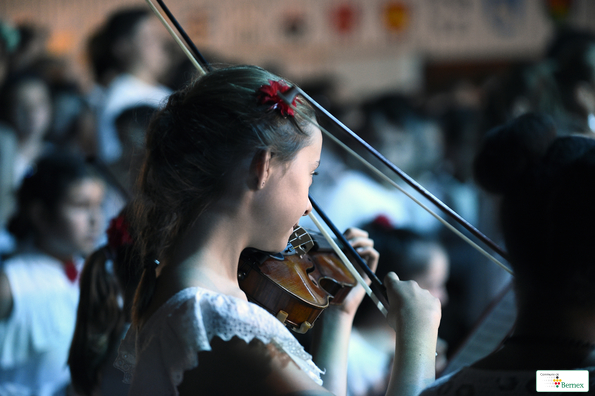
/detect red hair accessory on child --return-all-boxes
[106,214,133,251]
[256,80,298,117]
[373,215,394,230]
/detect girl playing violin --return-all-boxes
[116,65,441,396]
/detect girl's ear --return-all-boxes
[249,150,273,190]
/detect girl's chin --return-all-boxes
[271,236,292,254]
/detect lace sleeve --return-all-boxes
[113,327,136,384]
[115,287,323,393]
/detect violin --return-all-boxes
[238,226,357,334]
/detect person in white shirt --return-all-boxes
[93,8,172,163]
[0,152,105,396]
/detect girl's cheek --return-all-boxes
[62,208,90,239]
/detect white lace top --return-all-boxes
[115,287,323,395]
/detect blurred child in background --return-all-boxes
[0,152,105,396]
[0,71,53,190]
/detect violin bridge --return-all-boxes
[289,226,314,257]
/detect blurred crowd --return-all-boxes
[0,5,594,396]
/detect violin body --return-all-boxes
[238,227,356,333]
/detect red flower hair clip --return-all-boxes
[256,79,298,117]
[106,213,133,251]
[373,215,394,230]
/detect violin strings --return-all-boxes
[289,102,514,277]
[144,0,207,76]
[307,212,389,317]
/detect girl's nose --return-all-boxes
[303,199,313,217]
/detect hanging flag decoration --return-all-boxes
[330,3,360,35]
[383,1,411,34]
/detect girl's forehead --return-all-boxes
[307,124,323,150]
[63,178,105,197]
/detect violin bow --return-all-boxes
[144,0,513,281]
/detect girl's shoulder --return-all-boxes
[124,286,308,356]
[116,287,323,391]
[139,286,290,339]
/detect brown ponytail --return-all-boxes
[68,248,125,395]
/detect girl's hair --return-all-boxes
[131,65,316,326]
[473,112,595,307]
[68,208,140,395]
[7,151,99,242]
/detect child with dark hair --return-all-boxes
[0,151,105,395]
[420,113,595,395]
[68,207,140,396]
[110,104,156,194]
[94,7,172,164]
[0,71,53,189]
[114,65,441,396]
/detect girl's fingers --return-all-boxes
[354,246,379,272]
[343,227,379,273]
[343,227,369,241]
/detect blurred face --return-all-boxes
[39,178,105,258]
[372,115,418,175]
[130,17,171,80]
[12,79,52,142]
[253,125,322,253]
[415,246,449,306]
